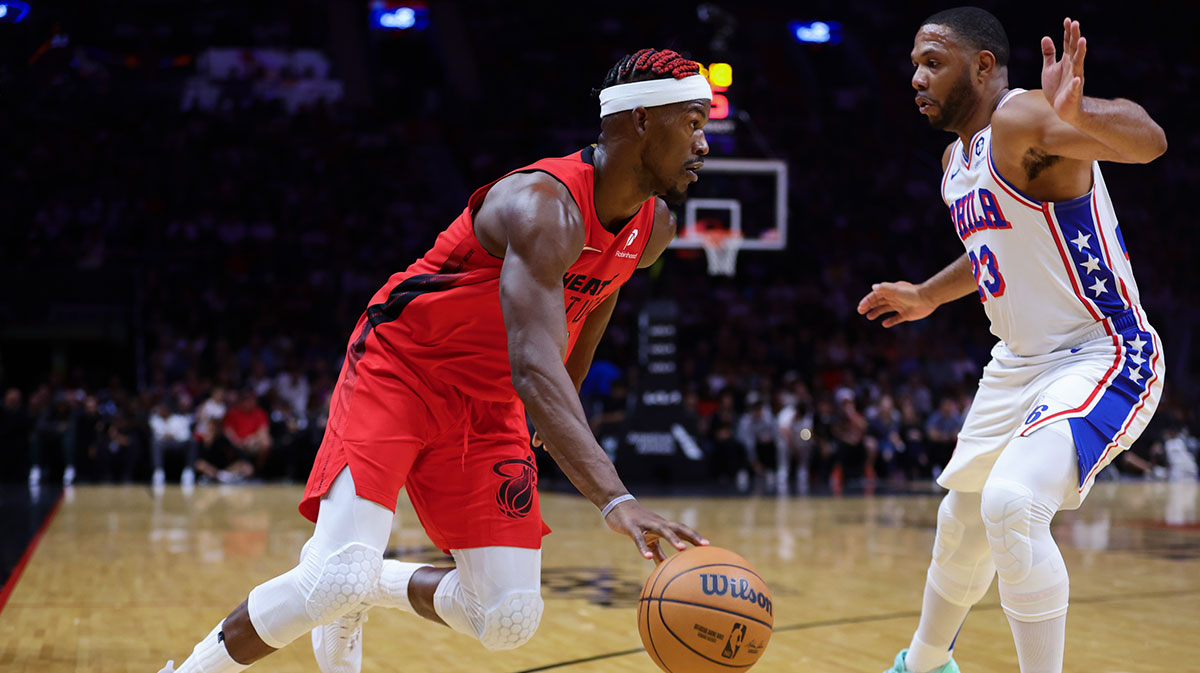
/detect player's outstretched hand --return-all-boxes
[1041,17,1087,125]
[857,281,936,328]
[605,499,709,564]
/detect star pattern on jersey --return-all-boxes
[1071,231,1092,252]
[1062,222,1126,314]
[1121,332,1153,387]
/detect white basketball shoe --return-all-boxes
[313,605,370,673]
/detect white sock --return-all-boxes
[365,560,431,613]
[176,621,249,673]
[1007,613,1066,673]
[905,583,969,672]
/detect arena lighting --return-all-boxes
[789,20,842,45]
[380,7,414,28]
[708,62,732,89]
[368,2,428,31]
[0,0,30,23]
[697,63,733,120]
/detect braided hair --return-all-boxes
[593,48,702,99]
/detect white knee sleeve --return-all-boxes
[981,478,1069,622]
[433,547,543,651]
[246,467,392,649]
[927,491,995,607]
[248,540,383,647]
[304,542,383,621]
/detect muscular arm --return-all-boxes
[994,92,1166,165]
[1046,95,1165,163]
[483,174,705,562]
[992,19,1166,201]
[1020,19,1165,164]
[493,179,629,510]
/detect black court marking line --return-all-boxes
[509,587,1200,673]
[642,597,773,628]
[512,648,647,673]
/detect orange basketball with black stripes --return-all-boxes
[637,546,773,673]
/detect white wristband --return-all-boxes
[601,494,636,519]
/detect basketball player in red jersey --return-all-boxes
[158,48,712,673]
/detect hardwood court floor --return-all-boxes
[1,480,1198,672]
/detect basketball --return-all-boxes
[638,546,773,673]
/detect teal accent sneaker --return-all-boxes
[883,649,960,673]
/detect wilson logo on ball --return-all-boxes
[699,574,774,616]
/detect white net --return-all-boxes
[701,232,742,276]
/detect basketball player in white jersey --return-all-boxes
[857,8,1167,673]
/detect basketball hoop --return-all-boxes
[699,230,742,276]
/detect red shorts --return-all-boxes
[301,340,550,552]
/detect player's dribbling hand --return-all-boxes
[605,499,709,564]
[1041,17,1087,126]
[857,281,935,327]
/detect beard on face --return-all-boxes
[662,186,688,206]
[929,67,978,131]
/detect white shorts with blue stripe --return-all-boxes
[938,306,1164,508]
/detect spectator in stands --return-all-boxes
[28,387,78,486]
[776,380,815,494]
[865,394,905,481]
[707,389,745,489]
[149,400,197,489]
[274,358,311,419]
[266,389,307,482]
[0,389,29,483]
[924,397,963,479]
[737,393,779,493]
[75,395,106,483]
[220,388,272,478]
[898,397,928,480]
[99,404,142,483]
[832,388,870,483]
[194,386,227,442]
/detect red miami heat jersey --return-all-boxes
[347,146,655,402]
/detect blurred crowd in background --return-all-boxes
[1,1,1196,492]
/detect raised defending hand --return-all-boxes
[605,499,709,564]
[857,281,936,328]
[1041,17,1087,125]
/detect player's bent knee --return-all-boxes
[928,494,994,606]
[304,542,383,623]
[478,590,543,650]
[931,495,965,566]
[980,478,1035,585]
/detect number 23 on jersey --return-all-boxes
[969,244,1006,301]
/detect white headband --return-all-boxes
[598,75,712,118]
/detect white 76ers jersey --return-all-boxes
[941,89,1145,356]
